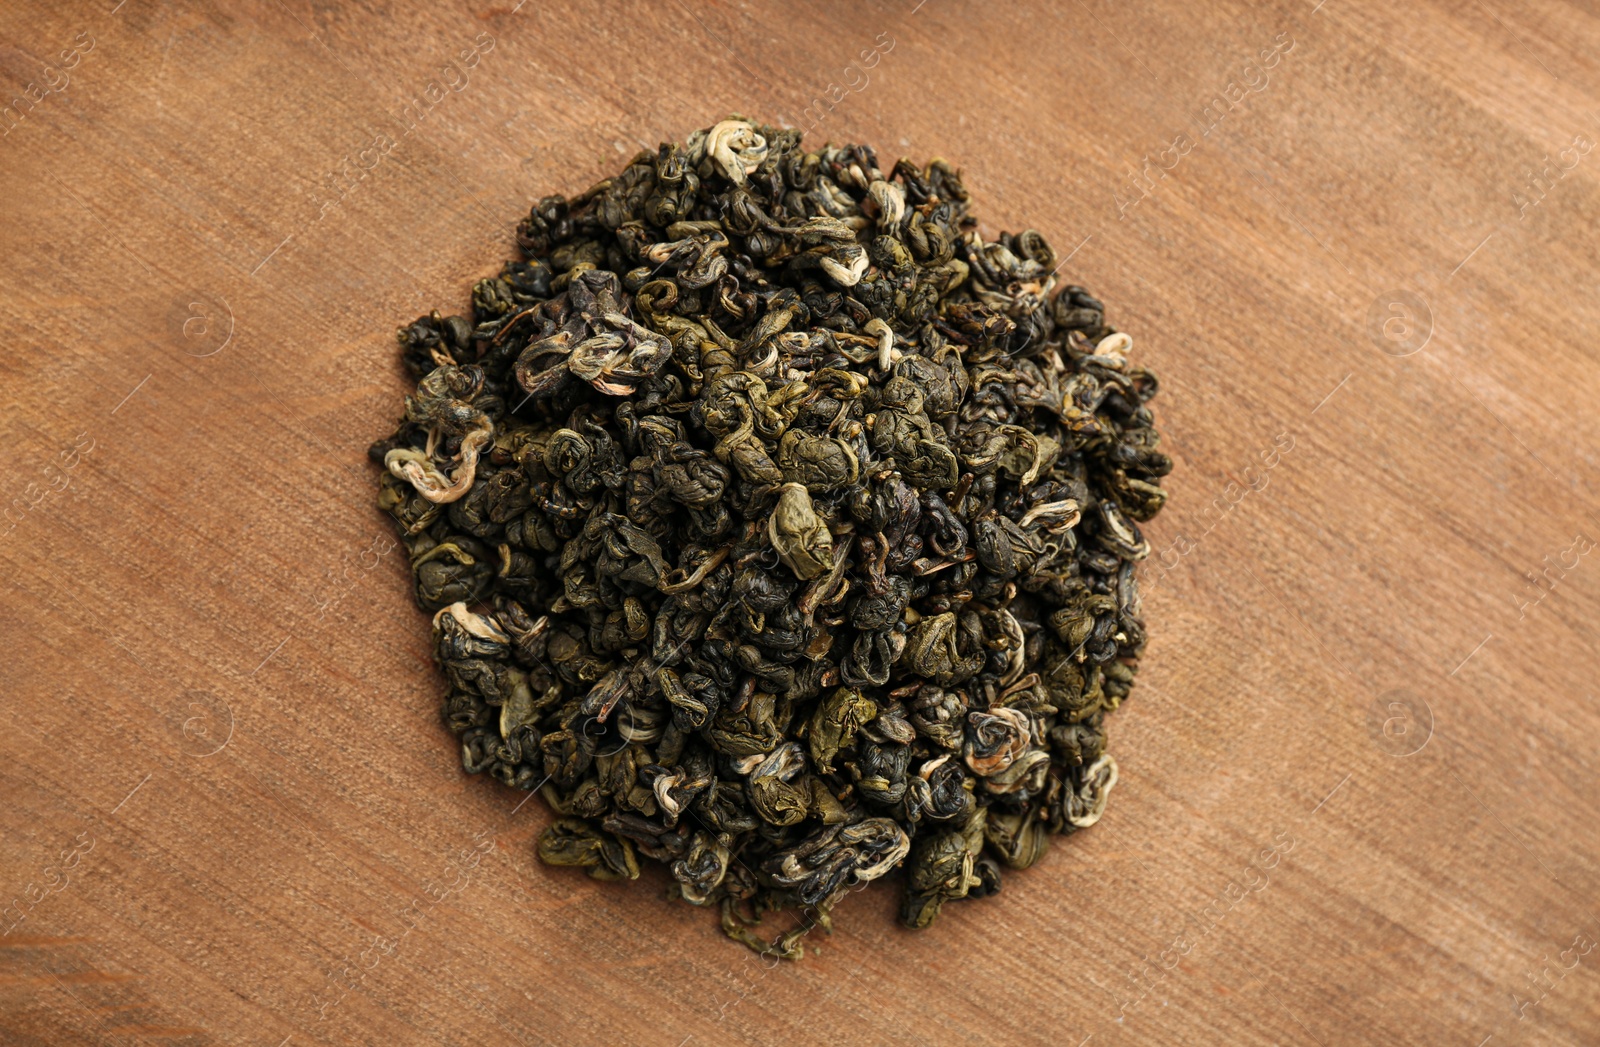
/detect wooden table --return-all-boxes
[4,1,1598,1043]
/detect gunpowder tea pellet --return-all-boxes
[371,118,1170,958]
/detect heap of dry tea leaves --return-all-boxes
[371,118,1169,958]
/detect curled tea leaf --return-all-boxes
[1060,753,1119,829]
[537,819,640,881]
[386,419,493,503]
[964,707,1033,778]
[704,119,769,184]
[809,687,877,773]
[769,482,835,581]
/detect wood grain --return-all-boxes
[3,1,1599,1044]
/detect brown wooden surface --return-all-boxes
[4,1,1600,1044]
